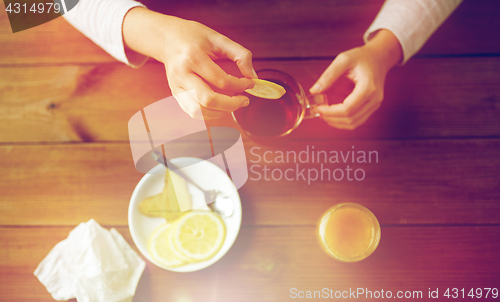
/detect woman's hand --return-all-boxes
[123,8,256,119]
[310,29,403,130]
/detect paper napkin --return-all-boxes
[34,219,145,302]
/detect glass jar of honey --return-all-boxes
[317,203,381,262]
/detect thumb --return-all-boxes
[310,53,350,94]
[314,104,330,114]
[217,36,257,79]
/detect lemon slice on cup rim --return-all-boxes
[245,78,286,99]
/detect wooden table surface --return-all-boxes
[1,0,499,301]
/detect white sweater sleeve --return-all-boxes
[63,0,148,67]
[364,0,462,64]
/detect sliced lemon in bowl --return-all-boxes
[167,220,193,263]
[149,223,186,268]
[171,212,226,262]
[245,79,286,99]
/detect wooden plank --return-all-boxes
[1,58,499,143]
[1,0,499,65]
[419,0,500,56]
[0,144,143,226]
[1,226,499,301]
[0,63,169,142]
[0,139,499,226]
[0,2,114,65]
[150,0,500,58]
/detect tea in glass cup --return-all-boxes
[317,203,381,262]
[232,69,326,138]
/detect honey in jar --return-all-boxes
[317,203,380,262]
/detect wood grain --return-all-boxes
[0,63,169,142]
[1,139,498,227]
[1,58,499,143]
[1,0,499,65]
[0,2,113,65]
[1,1,499,301]
[148,0,500,58]
[0,226,498,302]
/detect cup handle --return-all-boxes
[304,94,328,119]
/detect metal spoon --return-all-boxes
[151,151,234,217]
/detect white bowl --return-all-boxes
[128,157,242,272]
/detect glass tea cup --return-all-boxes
[232,69,327,138]
[317,203,381,263]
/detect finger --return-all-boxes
[175,72,249,112]
[169,85,226,120]
[322,100,381,130]
[216,36,257,79]
[310,53,351,94]
[322,98,379,124]
[325,104,379,130]
[314,78,375,118]
[193,57,254,92]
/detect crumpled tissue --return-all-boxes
[34,219,145,302]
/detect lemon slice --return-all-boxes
[245,79,286,99]
[149,223,186,267]
[172,212,226,262]
[167,220,192,263]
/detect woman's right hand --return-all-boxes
[123,7,257,119]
